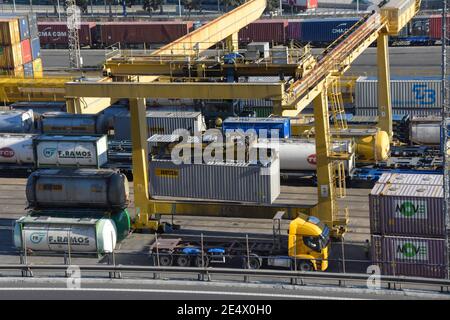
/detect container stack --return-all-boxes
[0,13,42,78]
[14,132,132,255]
[369,173,448,279]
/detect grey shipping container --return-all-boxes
[369,183,445,237]
[26,168,129,209]
[354,108,441,117]
[149,157,280,204]
[113,111,206,141]
[377,173,443,186]
[355,76,442,110]
[371,235,447,279]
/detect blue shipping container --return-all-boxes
[30,37,40,60]
[27,14,38,38]
[222,117,291,138]
[23,62,34,78]
[299,18,360,44]
[17,15,30,40]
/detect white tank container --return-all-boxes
[14,215,117,254]
[409,117,441,145]
[0,109,34,133]
[255,138,355,172]
[34,134,108,168]
[0,133,35,164]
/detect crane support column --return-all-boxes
[377,33,393,141]
[312,89,336,231]
[129,98,155,229]
[225,33,239,52]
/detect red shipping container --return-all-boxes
[20,39,32,64]
[286,20,301,41]
[238,19,288,44]
[38,22,96,47]
[429,15,450,40]
[98,21,194,46]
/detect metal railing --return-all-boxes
[0,263,449,294]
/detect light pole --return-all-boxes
[57,0,61,21]
[178,0,182,17]
[279,0,282,16]
[13,0,16,12]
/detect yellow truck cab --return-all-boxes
[288,214,330,271]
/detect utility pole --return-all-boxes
[66,1,82,70]
[441,0,450,280]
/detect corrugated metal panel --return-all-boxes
[238,20,287,44]
[428,15,449,40]
[370,183,445,237]
[372,235,447,279]
[354,108,441,117]
[355,76,442,110]
[32,58,43,77]
[149,157,280,204]
[113,111,204,141]
[0,42,22,68]
[38,22,95,47]
[223,117,290,139]
[98,21,193,46]
[23,62,33,78]
[30,37,40,60]
[286,20,301,41]
[299,18,360,43]
[0,19,20,45]
[377,173,443,186]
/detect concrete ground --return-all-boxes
[0,177,372,274]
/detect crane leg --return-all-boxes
[313,89,336,232]
[377,33,392,142]
[129,98,157,230]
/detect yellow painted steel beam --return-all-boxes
[380,0,421,35]
[377,33,393,141]
[152,0,266,56]
[65,81,284,101]
[312,89,339,234]
[0,77,70,102]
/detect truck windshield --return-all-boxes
[303,219,330,252]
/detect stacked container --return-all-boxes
[354,76,442,116]
[369,173,448,278]
[0,13,42,78]
[14,127,131,255]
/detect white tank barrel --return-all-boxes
[0,134,35,164]
[0,110,34,133]
[14,215,117,254]
[255,138,355,171]
[409,117,441,145]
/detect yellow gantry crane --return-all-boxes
[62,0,421,237]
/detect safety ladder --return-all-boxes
[328,78,348,199]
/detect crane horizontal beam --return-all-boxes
[65,81,284,103]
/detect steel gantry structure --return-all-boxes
[63,0,422,237]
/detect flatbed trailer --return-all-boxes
[149,213,330,272]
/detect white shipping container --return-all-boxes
[355,76,442,110]
[34,135,108,168]
[0,133,35,164]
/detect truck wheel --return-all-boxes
[296,260,313,272]
[176,255,191,267]
[194,256,209,268]
[157,254,173,267]
[246,256,261,270]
